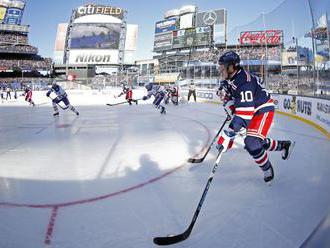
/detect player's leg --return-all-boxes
[246,111,275,183]
[262,138,294,160]
[171,96,178,105]
[63,97,79,115]
[52,97,60,116]
[153,93,166,114]
[187,91,192,101]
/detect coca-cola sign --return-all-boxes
[240,30,283,45]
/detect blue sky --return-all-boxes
[23,0,286,60]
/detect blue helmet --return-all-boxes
[218,51,240,67]
[145,82,154,91]
[51,81,59,90]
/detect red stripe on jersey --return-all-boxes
[126,90,133,99]
[235,110,254,116]
[247,111,274,139]
[260,111,274,138]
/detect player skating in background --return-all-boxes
[164,84,179,106]
[215,51,294,184]
[46,81,79,117]
[116,83,138,105]
[142,82,167,114]
[168,84,179,105]
[24,87,35,106]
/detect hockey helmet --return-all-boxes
[51,81,59,90]
[145,82,154,91]
[218,51,240,68]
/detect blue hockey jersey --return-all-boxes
[224,69,274,131]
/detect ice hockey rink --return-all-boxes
[0,97,329,248]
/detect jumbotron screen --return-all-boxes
[69,23,121,50]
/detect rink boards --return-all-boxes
[3,88,329,137]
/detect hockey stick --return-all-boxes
[106,98,141,106]
[48,96,69,110]
[188,116,229,163]
[153,148,224,246]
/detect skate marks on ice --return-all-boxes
[0,104,329,247]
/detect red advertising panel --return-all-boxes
[240,30,283,45]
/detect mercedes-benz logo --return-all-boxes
[203,11,217,25]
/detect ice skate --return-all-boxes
[281,140,295,160]
[263,163,274,184]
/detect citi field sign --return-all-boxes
[75,4,124,19]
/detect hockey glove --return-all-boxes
[46,91,51,97]
[223,100,235,120]
[216,129,236,153]
[142,96,148,100]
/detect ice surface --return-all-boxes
[0,102,329,247]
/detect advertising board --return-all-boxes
[153,32,173,52]
[75,4,124,20]
[4,7,22,24]
[0,7,7,23]
[239,30,283,45]
[155,17,178,34]
[68,49,119,65]
[172,26,211,49]
[196,9,225,27]
[272,94,330,134]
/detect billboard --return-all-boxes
[68,49,119,64]
[153,32,172,52]
[196,9,225,27]
[125,24,138,51]
[172,26,211,49]
[0,7,7,23]
[240,30,283,45]
[69,23,121,50]
[54,23,68,52]
[214,24,226,44]
[180,13,193,29]
[0,23,28,32]
[282,51,297,66]
[195,9,227,45]
[4,7,22,24]
[155,17,178,34]
[75,4,124,20]
[2,0,25,25]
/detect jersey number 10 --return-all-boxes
[240,91,253,102]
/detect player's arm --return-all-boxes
[142,90,153,100]
[46,88,53,97]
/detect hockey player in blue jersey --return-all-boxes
[215,51,294,183]
[46,81,79,117]
[142,82,167,114]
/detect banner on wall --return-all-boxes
[272,94,330,133]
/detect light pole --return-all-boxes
[293,37,300,94]
[262,13,269,89]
